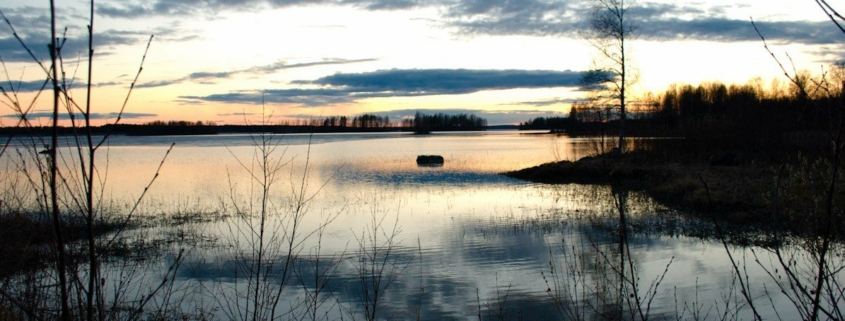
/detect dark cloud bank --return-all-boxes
[2,0,837,65]
[136,58,377,89]
[181,68,588,105]
[3,111,156,120]
[93,0,841,44]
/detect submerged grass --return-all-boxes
[0,205,207,278]
[0,212,51,278]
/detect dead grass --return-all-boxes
[0,211,138,277]
[0,212,50,277]
[503,151,774,225]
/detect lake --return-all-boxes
[0,131,834,320]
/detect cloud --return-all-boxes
[0,6,165,62]
[0,6,59,35]
[0,78,128,93]
[97,0,427,18]
[505,97,580,107]
[0,79,50,93]
[640,18,840,44]
[98,0,567,20]
[217,112,256,116]
[805,45,845,64]
[351,0,421,10]
[0,35,53,62]
[254,58,379,73]
[94,3,138,17]
[182,68,592,106]
[136,58,377,88]
[160,34,202,43]
[136,79,185,89]
[0,6,154,62]
[308,68,587,93]
[5,112,157,120]
[174,99,205,105]
[62,0,843,60]
[447,1,844,44]
[0,78,121,93]
[181,88,356,106]
[90,0,843,46]
[446,0,581,37]
[94,81,122,87]
[0,32,150,63]
[457,1,841,45]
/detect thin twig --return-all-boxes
[105,142,175,247]
[95,35,153,149]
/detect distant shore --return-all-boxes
[0,124,519,137]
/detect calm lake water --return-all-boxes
[1,131,834,320]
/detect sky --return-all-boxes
[0,0,842,125]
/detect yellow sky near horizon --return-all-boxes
[0,0,841,126]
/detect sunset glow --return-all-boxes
[1,0,840,125]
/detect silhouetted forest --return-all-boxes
[126,120,219,135]
[0,112,489,136]
[285,114,391,130]
[403,111,487,133]
[521,73,844,160]
[518,116,571,131]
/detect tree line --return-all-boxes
[0,112,489,136]
[267,112,488,133]
[403,111,487,133]
[521,72,843,136]
[520,69,845,157]
[280,114,392,129]
[518,116,571,131]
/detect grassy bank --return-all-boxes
[503,149,774,225]
[0,210,140,278]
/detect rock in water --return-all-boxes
[416,155,444,166]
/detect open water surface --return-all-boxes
[1,130,835,320]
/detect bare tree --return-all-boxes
[584,0,637,153]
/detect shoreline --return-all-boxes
[502,151,774,225]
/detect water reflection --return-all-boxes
[2,131,838,320]
[147,180,780,320]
